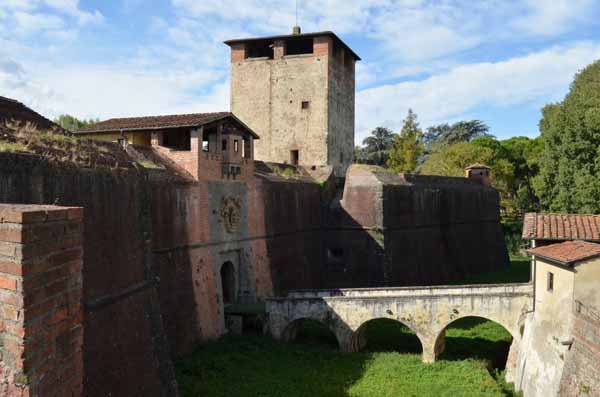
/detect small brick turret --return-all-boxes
[465,163,491,186]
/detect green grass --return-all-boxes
[176,317,521,397]
[449,256,530,285]
[176,258,528,396]
[0,141,29,153]
[176,335,516,397]
[136,159,165,169]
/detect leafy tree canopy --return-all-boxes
[533,59,600,213]
[424,120,492,149]
[358,126,396,166]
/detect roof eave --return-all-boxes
[75,114,260,139]
[224,31,361,61]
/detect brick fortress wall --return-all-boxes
[0,153,508,395]
[0,204,83,397]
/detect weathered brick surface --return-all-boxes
[0,204,84,397]
[0,154,177,397]
[559,311,600,396]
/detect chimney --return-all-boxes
[292,26,301,35]
[465,164,491,187]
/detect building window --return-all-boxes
[301,101,310,109]
[202,137,209,152]
[290,150,299,166]
[234,140,239,152]
[340,151,344,163]
[222,139,227,151]
[162,130,191,151]
[547,271,554,292]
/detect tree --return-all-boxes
[424,120,491,149]
[54,114,99,132]
[387,109,424,173]
[360,126,396,166]
[533,59,600,213]
[420,140,514,213]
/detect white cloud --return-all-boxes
[356,42,600,142]
[0,53,228,121]
[13,11,65,35]
[42,0,103,25]
[512,0,595,36]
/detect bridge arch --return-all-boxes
[281,318,340,349]
[352,318,424,354]
[429,315,515,367]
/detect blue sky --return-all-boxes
[1,1,599,144]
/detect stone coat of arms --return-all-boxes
[220,197,241,233]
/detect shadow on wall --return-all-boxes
[320,168,509,289]
[0,152,178,396]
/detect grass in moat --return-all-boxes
[176,259,527,397]
[449,256,531,285]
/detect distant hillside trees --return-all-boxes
[533,59,600,213]
[387,109,424,173]
[54,114,99,132]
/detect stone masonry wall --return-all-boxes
[327,44,355,175]
[0,204,83,396]
[231,36,355,175]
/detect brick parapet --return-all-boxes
[0,204,84,397]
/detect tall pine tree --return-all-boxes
[387,109,424,173]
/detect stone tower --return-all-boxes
[225,28,360,176]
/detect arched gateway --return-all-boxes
[266,283,532,380]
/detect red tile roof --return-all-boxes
[527,240,600,266]
[522,213,600,242]
[75,112,259,138]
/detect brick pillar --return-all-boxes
[230,43,246,62]
[0,204,84,397]
[273,40,286,59]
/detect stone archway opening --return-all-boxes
[435,316,513,370]
[220,261,236,305]
[282,318,339,350]
[352,318,422,354]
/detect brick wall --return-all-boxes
[559,307,600,396]
[0,204,84,397]
[0,153,177,396]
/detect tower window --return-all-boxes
[234,140,239,152]
[301,101,310,109]
[547,271,554,292]
[340,151,344,163]
[286,37,313,55]
[290,150,299,166]
[246,40,274,59]
[222,139,227,151]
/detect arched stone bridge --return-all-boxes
[266,283,533,376]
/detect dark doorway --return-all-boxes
[220,261,235,305]
[290,150,299,166]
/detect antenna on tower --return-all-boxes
[292,0,301,35]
